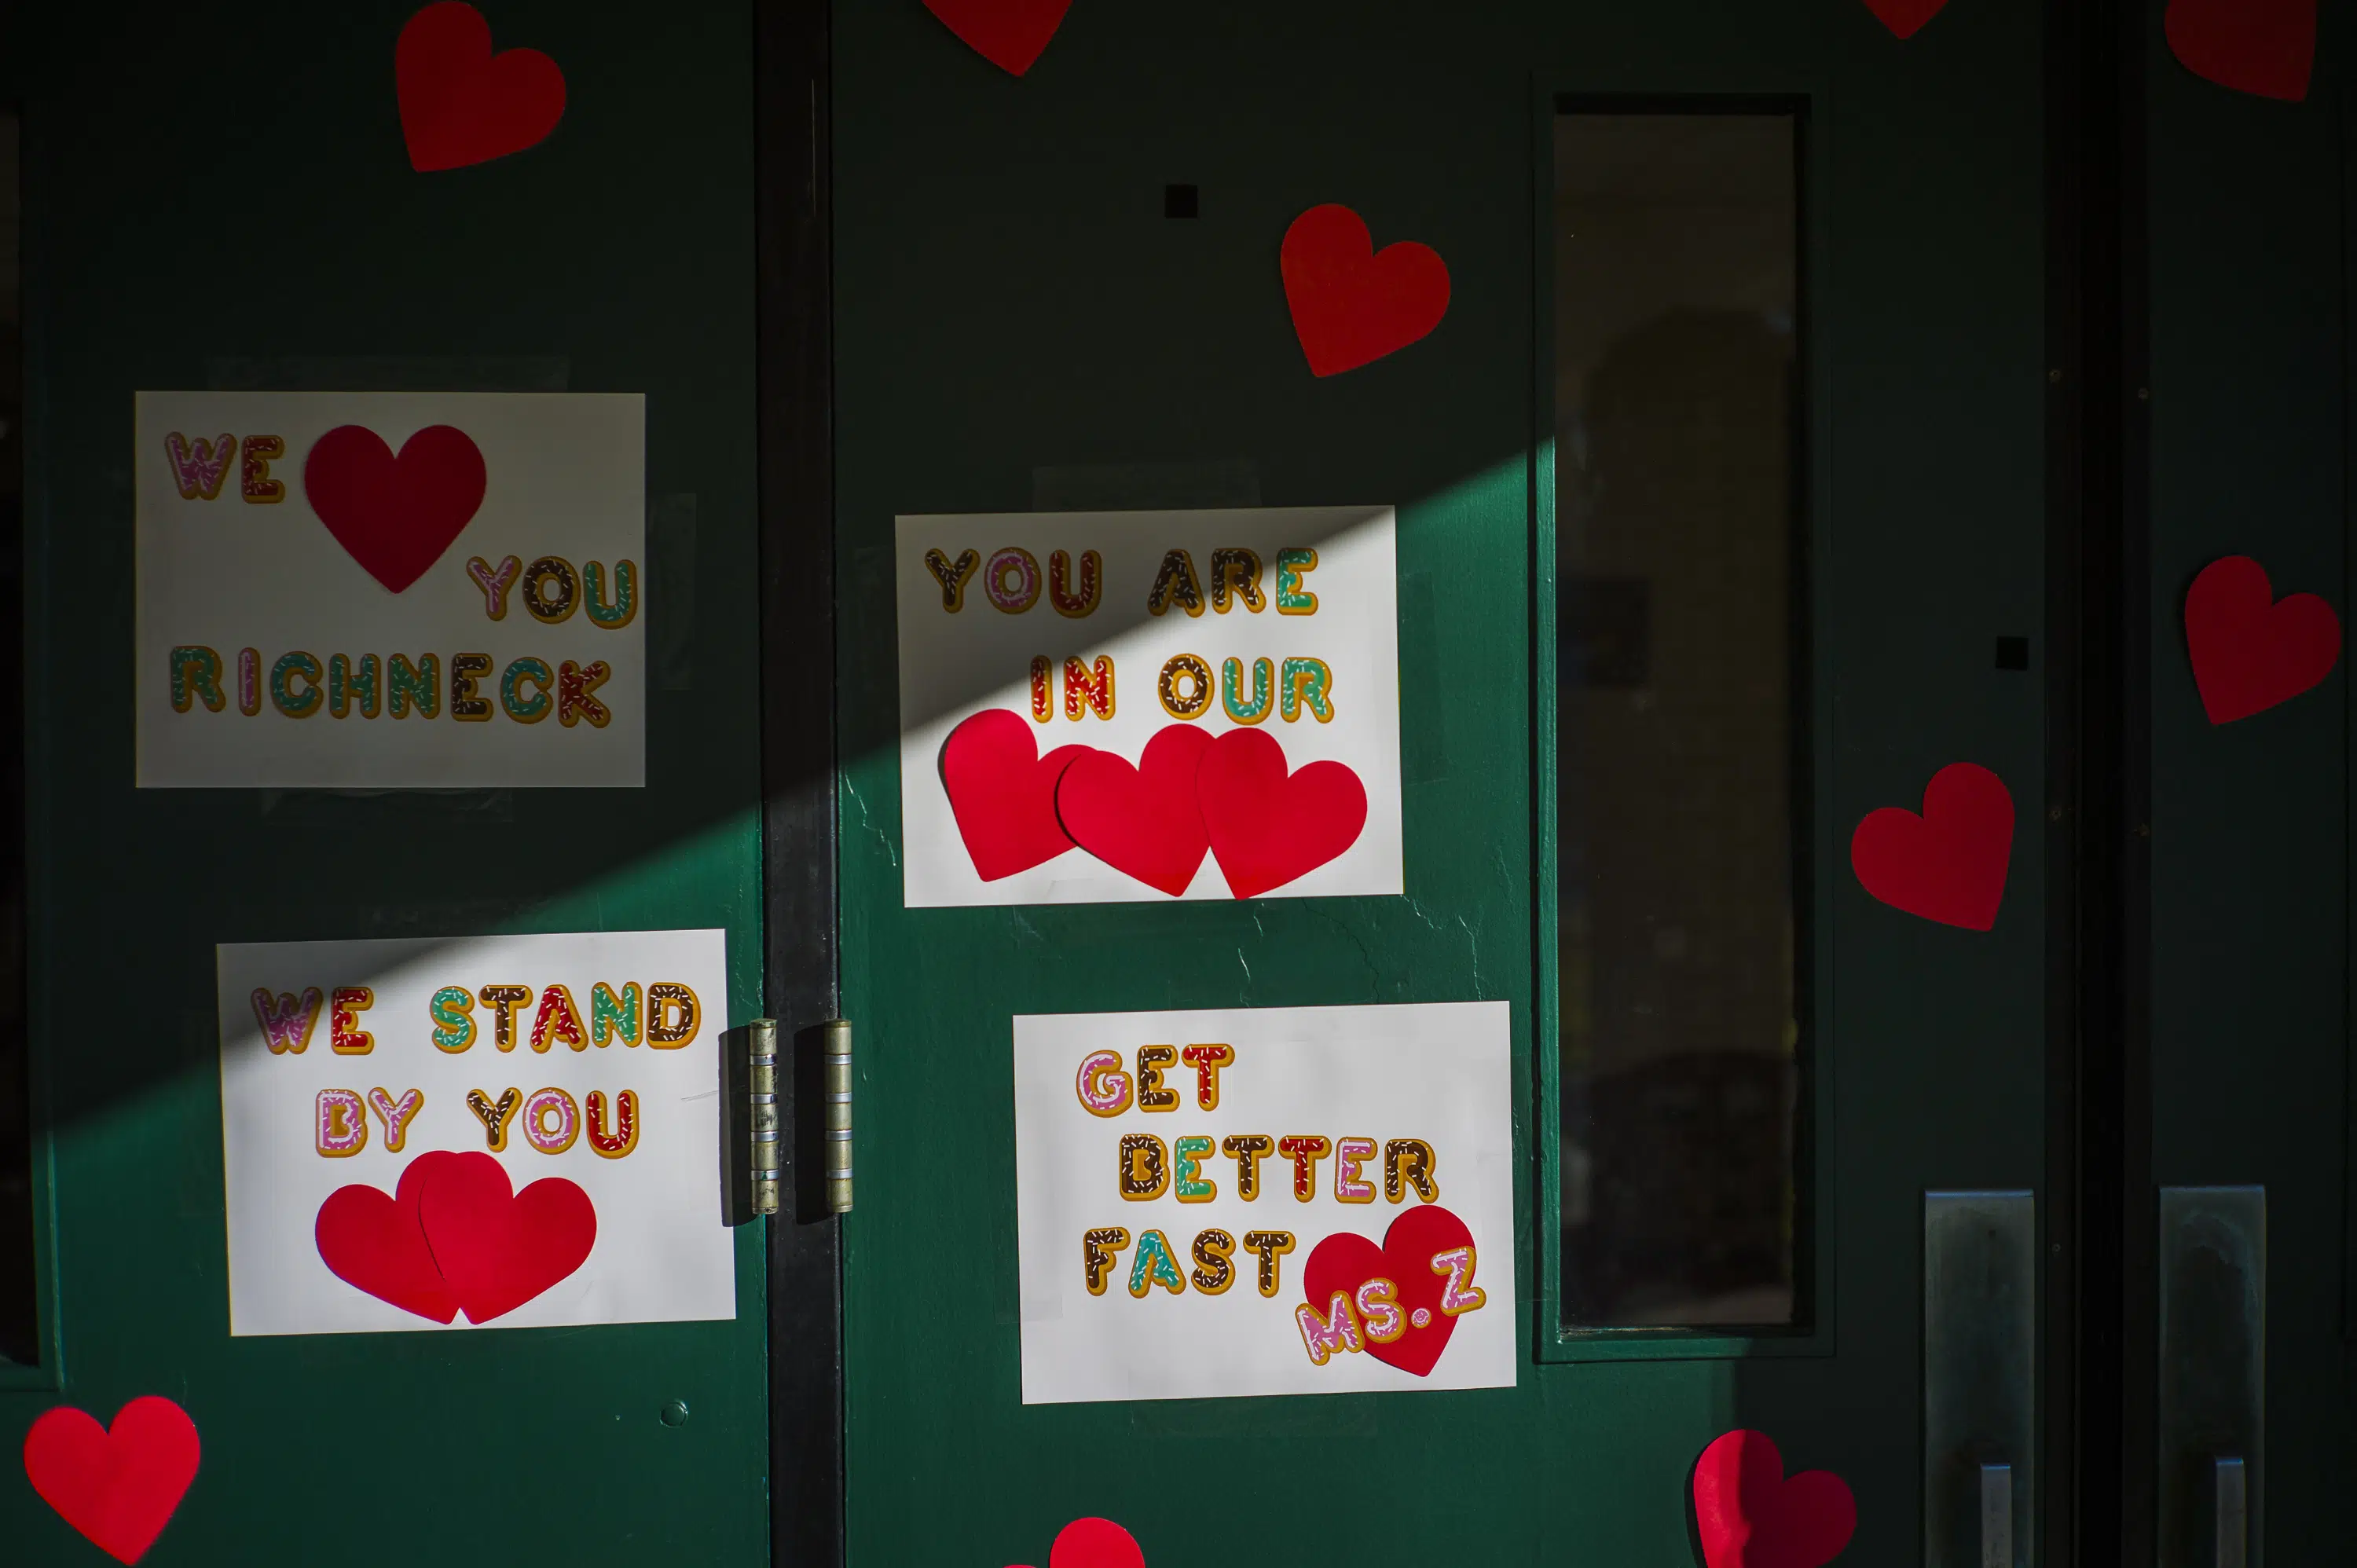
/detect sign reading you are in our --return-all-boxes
[136,391,646,787]
[896,507,1404,907]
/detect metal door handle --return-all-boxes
[2157,1187,2264,1568]
[1980,1462,2012,1568]
[1923,1191,2034,1567]
[2213,1456,2246,1568]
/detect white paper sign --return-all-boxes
[896,507,1403,906]
[1014,1001,1515,1403]
[217,930,733,1337]
[137,391,645,787]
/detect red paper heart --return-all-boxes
[302,423,488,594]
[1055,725,1213,896]
[1300,1204,1478,1378]
[396,2,568,171]
[1281,204,1451,378]
[1849,763,2013,931]
[315,1150,464,1323]
[1197,727,1369,899]
[23,1398,201,1565]
[922,0,1074,76]
[1692,1429,1857,1568]
[1009,1516,1146,1568]
[1859,0,1949,38]
[2165,0,2316,103]
[940,709,1094,881]
[2184,555,2341,724]
[415,1150,597,1324]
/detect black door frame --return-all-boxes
[2049,2,2154,1565]
[756,4,845,1568]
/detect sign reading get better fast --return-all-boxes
[1013,1001,1513,1403]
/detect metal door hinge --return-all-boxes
[720,1020,783,1224]
[816,1019,854,1215]
[720,1018,852,1224]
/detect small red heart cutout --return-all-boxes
[1055,726,1213,896]
[1197,727,1369,899]
[1849,762,2013,931]
[940,709,1093,881]
[302,423,487,594]
[415,1150,597,1324]
[922,0,1075,77]
[1300,1204,1478,1378]
[2165,0,2316,103]
[1008,1516,1146,1568]
[1859,0,1950,38]
[1692,1429,1857,1568]
[1281,204,1451,378]
[23,1398,201,1565]
[2184,555,2341,724]
[396,2,568,171]
[315,1151,463,1323]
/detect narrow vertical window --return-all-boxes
[1555,111,1804,1330]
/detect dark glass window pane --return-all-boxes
[1555,112,1803,1331]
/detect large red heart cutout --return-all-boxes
[23,1398,201,1565]
[2165,0,2316,103]
[317,1150,594,1324]
[1009,1516,1146,1568]
[1300,1204,1478,1378]
[1859,0,1949,38]
[1197,727,1369,899]
[922,0,1075,77]
[1281,204,1451,378]
[2184,555,2341,724]
[1849,762,2013,932]
[416,1150,598,1324]
[303,423,487,594]
[940,709,1094,881]
[396,2,568,172]
[1055,725,1213,896]
[315,1149,463,1324]
[1692,1429,1857,1568]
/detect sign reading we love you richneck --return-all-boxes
[134,391,646,787]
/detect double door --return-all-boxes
[2,2,2353,1566]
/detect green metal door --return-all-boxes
[834,1,2050,1563]
[2144,2,2357,1562]
[0,2,772,1563]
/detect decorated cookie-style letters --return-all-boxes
[137,392,646,787]
[900,508,1400,907]
[222,930,729,1335]
[1015,1003,1511,1402]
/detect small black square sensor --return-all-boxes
[1995,636,2030,671]
[1164,184,1199,219]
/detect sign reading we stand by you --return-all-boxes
[216,930,733,1337]
[135,391,645,787]
[896,507,1403,906]
[1014,1001,1514,1403]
